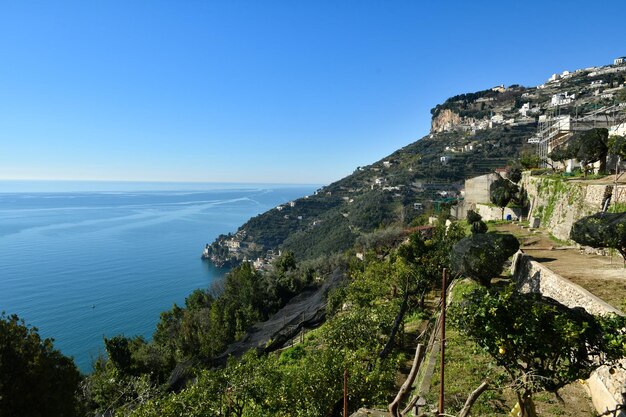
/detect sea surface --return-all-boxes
[0,181,317,372]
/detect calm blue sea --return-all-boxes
[0,181,317,372]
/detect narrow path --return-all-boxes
[495,223,626,309]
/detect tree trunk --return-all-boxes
[512,394,537,417]
[388,344,425,417]
[458,380,489,417]
[521,396,537,417]
[379,289,411,360]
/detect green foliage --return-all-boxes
[466,209,488,234]
[608,134,626,159]
[129,306,399,417]
[548,145,575,171]
[490,176,518,220]
[86,254,335,412]
[520,152,542,169]
[507,167,522,183]
[104,335,133,374]
[451,233,519,286]
[567,128,610,174]
[0,313,82,417]
[451,286,626,405]
[570,211,626,260]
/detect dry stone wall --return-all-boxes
[523,174,626,241]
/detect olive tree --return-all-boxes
[466,210,487,234]
[567,128,609,175]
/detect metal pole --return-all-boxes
[344,369,348,417]
[439,269,447,416]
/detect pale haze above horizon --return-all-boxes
[2,1,626,186]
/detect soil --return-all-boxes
[495,222,626,310]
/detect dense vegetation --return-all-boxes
[83,222,466,416]
[205,122,533,265]
[5,67,626,416]
[0,313,82,417]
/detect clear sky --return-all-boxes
[1,1,625,185]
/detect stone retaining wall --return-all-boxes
[523,174,626,241]
[511,252,626,416]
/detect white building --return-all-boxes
[519,102,531,116]
[614,57,626,65]
[551,92,575,106]
[490,114,504,124]
[548,73,561,82]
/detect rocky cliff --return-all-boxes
[430,109,464,133]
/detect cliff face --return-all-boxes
[430,109,463,133]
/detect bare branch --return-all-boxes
[458,380,489,417]
[389,343,425,417]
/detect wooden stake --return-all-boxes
[439,268,447,416]
[344,369,348,417]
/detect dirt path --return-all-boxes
[495,222,626,310]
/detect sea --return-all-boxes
[0,181,317,372]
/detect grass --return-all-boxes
[424,326,595,416]
[548,233,571,246]
[424,327,510,416]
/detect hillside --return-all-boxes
[204,58,626,267]
[204,124,534,265]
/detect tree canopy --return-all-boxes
[451,233,519,286]
[570,211,626,260]
[466,210,487,234]
[490,176,518,220]
[567,128,609,174]
[451,286,626,416]
[0,313,82,417]
[507,167,522,184]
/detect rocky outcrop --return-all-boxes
[430,109,463,133]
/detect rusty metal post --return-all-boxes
[439,268,447,416]
[343,369,348,417]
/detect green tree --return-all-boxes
[570,211,626,261]
[490,176,518,220]
[451,233,519,286]
[520,152,541,169]
[451,286,626,417]
[547,146,574,171]
[568,128,609,175]
[0,313,82,417]
[104,335,133,374]
[507,167,522,184]
[466,210,487,234]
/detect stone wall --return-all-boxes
[511,252,623,316]
[474,203,522,222]
[511,252,626,415]
[523,174,626,241]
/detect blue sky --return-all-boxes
[1,1,625,185]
